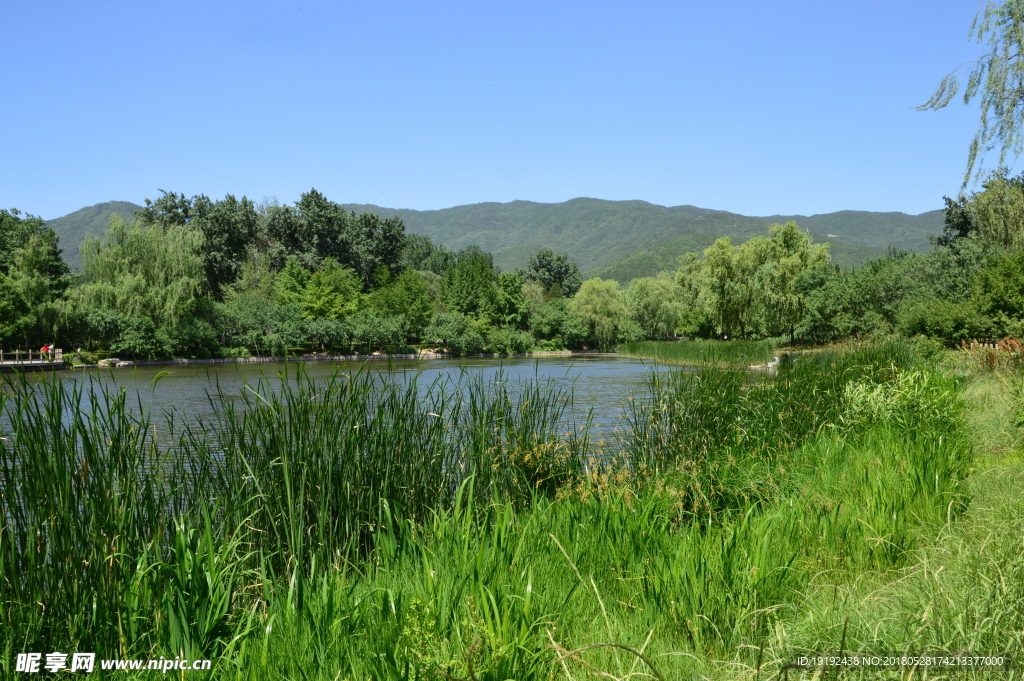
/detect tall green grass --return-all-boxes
[0,365,587,664]
[220,419,973,679]
[0,340,997,680]
[622,340,933,519]
[618,339,775,366]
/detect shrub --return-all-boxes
[423,312,486,355]
[897,298,988,346]
[486,328,533,354]
[347,310,406,353]
[303,317,350,352]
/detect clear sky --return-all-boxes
[1,1,992,219]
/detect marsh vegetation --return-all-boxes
[2,339,1019,679]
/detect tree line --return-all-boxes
[4,178,1024,360]
[0,190,587,359]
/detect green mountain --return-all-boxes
[342,199,944,280]
[46,201,143,270]
[45,197,945,281]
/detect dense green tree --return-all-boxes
[525,249,583,298]
[0,209,70,347]
[347,310,407,353]
[964,170,1024,250]
[423,312,485,355]
[258,201,304,270]
[197,195,258,299]
[342,212,405,290]
[137,189,210,227]
[290,189,349,269]
[229,249,279,300]
[521,279,547,307]
[898,299,989,346]
[301,259,362,320]
[401,233,436,271]
[275,257,311,307]
[490,272,530,329]
[755,222,831,341]
[303,317,350,352]
[673,252,713,337]
[369,268,434,339]
[485,328,533,354]
[927,236,999,303]
[795,265,847,343]
[934,194,979,247]
[75,215,207,357]
[626,274,683,339]
[972,249,1024,335]
[0,275,32,347]
[67,305,126,352]
[701,237,759,338]
[441,246,498,317]
[220,294,303,356]
[797,250,941,342]
[266,190,407,290]
[568,278,633,349]
[139,190,258,300]
[0,208,68,282]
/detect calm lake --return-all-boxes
[46,354,687,441]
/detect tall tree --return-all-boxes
[139,191,258,299]
[966,170,1024,249]
[626,274,683,339]
[441,246,498,317]
[490,272,530,329]
[702,237,758,338]
[568,278,632,349]
[76,215,207,356]
[525,249,583,298]
[401,233,454,275]
[0,209,70,348]
[301,259,363,320]
[0,208,68,282]
[345,211,406,290]
[755,222,831,341]
[369,269,434,339]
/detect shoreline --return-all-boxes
[68,349,611,370]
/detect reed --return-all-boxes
[618,339,775,366]
[0,364,587,663]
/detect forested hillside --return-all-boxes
[342,198,943,275]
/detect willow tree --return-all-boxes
[920,0,1024,184]
[626,274,684,339]
[756,222,831,341]
[967,170,1024,248]
[79,215,205,325]
[568,278,632,349]
[76,215,207,355]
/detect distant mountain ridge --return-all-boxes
[342,199,944,277]
[44,198,945,280]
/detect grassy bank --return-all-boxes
[2,341,1020,679]
[618,339,775,367]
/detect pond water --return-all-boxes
[47,355,687,440]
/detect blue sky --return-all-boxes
[1,1,990,219]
